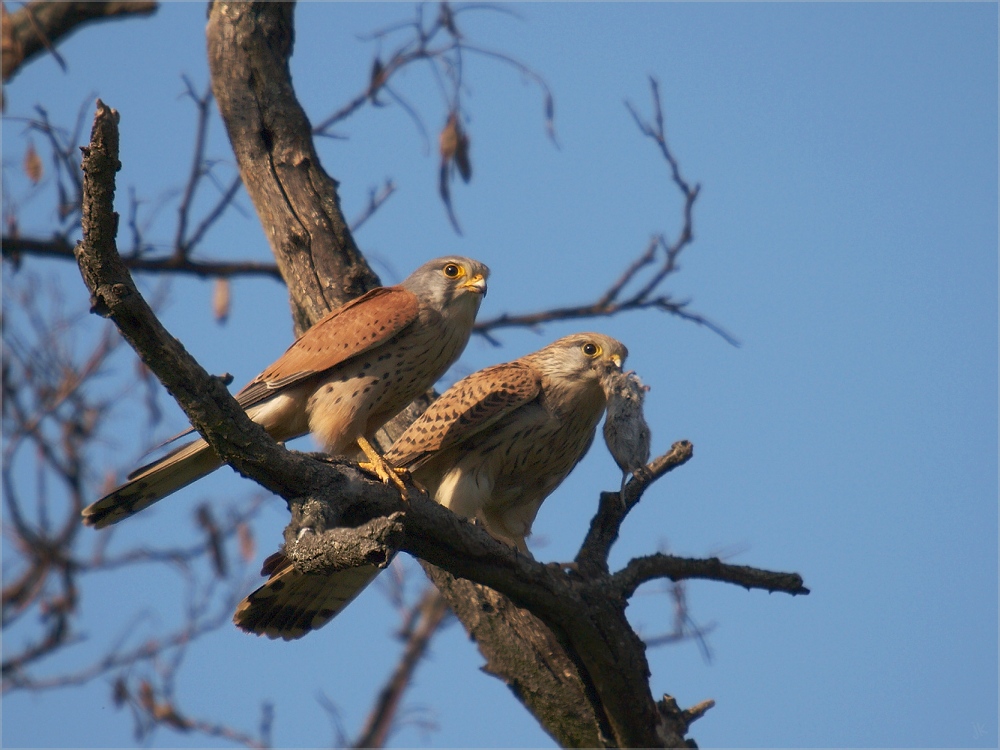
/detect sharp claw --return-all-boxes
[354,434,410,499]
[356,456,410,500]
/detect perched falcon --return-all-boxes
[601,369,652,496]
[234,332,627,640]
[82,256,489,529]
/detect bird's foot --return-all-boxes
[357,460,410,493]
[356,436,410,500]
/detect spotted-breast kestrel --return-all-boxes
[82,256,489,529]
[233,332,627,640]
[601,368,652,497]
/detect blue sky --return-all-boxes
[2,3,997,748]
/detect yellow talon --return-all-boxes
[356,436,410,499]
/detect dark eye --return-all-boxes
[443,263,463,278]
[582,342,601,357]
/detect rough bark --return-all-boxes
[422,565,601,748]
[206,1,379,335]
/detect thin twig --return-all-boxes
[475,77,739,346]
[3,235,281,279]
[350,180,397,233]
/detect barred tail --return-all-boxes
[234,551,381,640]
[82,439,223,528]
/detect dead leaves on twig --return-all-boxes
[438,112,471,235]
[22,140,42,183]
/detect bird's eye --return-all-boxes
[582,342,601,358]
[443,263,464,279]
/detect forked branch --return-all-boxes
[474,77,737,346]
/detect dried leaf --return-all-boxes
[439,112,459,162]
[438,112,466,234]
[23,142,42,184]
[212,277,230,324]
[237,521,255,562]
[138,681,156,713]
[196,503,227,578]
[455,127,471,183]
[155,702,191,730]
[544,91,559,146]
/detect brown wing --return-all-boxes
[386,361,541,470]
[234,286,419,409]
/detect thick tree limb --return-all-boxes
[420,564,602,748]
[206,1,378,335]
[1,1,156,83]
[73,100,318,502]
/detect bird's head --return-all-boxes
[401,256,489,313]
[534,332,628,385]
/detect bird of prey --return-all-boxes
[82,256,489,529]
[234,332,627,640]
[601,368,652,498]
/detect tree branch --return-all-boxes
[4,234,281,279]
[614,554,811,600]
[72,100,316,502]
[352,586,451,749]
[2,1,157,83]
[576,441,694,576]
[474,77,739,348]
[206,1,379,335]
[74,91,811,748]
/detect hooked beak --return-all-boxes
[462,273,487,297]
[610,354,624,370]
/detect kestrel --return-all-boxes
[233,332,627,640]
[82,256,489,529]
[601,368,652,497]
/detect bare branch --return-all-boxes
[310,3,556,234]
[475,77,739,347]
[3,234,281,279]
[116,675,270,749]
[1,285,264,687]
[641,580,716,660]
[350,180,397,234]
[353,586,451,748]
[2,1,157,83]
[172,77,214,259]
[575,441,694,575]
[614,554,810,601]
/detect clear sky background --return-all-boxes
[2,3,997,748]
